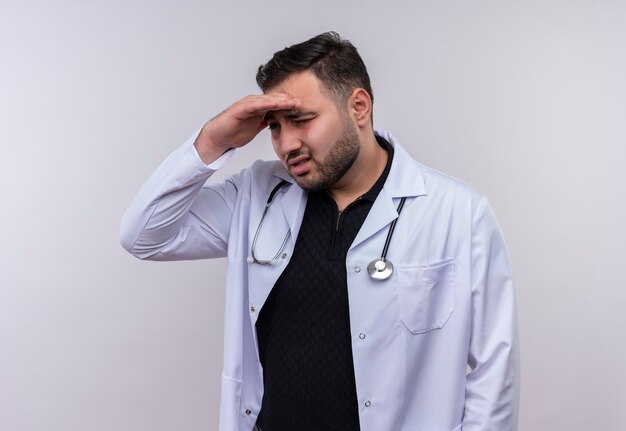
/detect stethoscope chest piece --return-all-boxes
[367,258,394,280]
[364,196,407,281]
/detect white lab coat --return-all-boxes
[121,130,519,431]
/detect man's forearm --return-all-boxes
[120,129,233,260]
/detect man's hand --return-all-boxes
[194,94,300,164]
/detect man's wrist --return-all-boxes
[193,125,230,165]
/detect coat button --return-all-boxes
[365,401,371,407]
[359,333,366,340]
[250,306,256,313]
[245,409,252,415]
[354,266,361,273]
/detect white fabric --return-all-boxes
[120,129,519,431]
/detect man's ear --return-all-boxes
[348,88,373,128]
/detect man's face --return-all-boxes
[264,71,360,192]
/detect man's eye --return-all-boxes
[295,118,312,125]
[267,123,280,130]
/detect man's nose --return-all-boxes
[274,126,303,156]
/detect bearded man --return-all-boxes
[121,31,519,431]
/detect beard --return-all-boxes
[288,116,360,192]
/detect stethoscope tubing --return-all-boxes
[250,180,290,265]
[380,196,406,262]
[250,180,407,279]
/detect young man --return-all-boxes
[121,32,519,431]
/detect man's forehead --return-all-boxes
[263,70,333,101]
[265,70,320,91]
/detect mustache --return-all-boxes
[285,149,311,164]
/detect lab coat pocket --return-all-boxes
[396,258,455,334]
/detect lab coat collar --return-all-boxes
[374,130,427,199]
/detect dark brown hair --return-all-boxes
[256,31,373,107]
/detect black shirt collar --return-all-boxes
[360,135,394,202]
[316,134,394,206]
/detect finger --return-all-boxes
[242,98,300,115]
[238,95,300,117]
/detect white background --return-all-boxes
[2,1,625,430]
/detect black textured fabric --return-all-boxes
[255,137,394,431]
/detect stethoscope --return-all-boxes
[249,180,407,281]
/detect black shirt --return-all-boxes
[255,136,394,431]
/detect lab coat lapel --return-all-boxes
[350,131,427,250]
[277,177,307,240]
[259,167,307,245]
[247,171,307,320]
[350,188,399,250]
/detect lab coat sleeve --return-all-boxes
[120,129,239,261]
[463,197,520,430]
